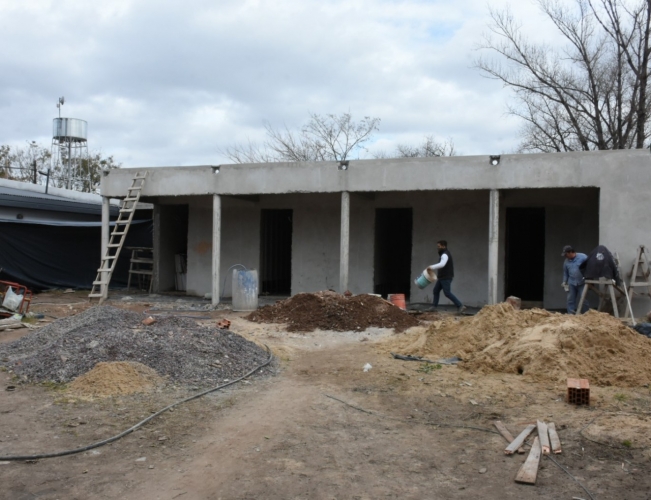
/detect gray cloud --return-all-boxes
[0,0,556,166]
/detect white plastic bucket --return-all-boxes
[414,269,437,289]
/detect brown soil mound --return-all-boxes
[68,361,164,397]
[381,303,651,387]
[246,291,419,333]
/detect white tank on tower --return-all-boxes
[51,97,89,190]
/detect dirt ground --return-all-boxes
[1,291,651,499]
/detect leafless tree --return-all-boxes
[221,112,381,163]
[0,141,120,193]
[475,0,651,152]
[374,136,455,159]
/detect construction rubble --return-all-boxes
[0,305,270,388]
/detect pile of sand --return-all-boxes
[247,291,419,332]
[382,303,651,386]
[68,361,164,397]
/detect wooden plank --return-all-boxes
[515,436,542,484]
[494,421,525,454]
[548,422,562,454]
[504,424,536,455]
[537,420,550,455]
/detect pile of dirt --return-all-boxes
[382,303,651,386]
[246,291,419,332]
[68,361,164,397]
[0,306,270,386]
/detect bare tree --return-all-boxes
[374,135,455,159]
[475,0,651,152]
[0,142,120,193]
[221,112,381,163]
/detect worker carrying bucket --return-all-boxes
[414,267,437,289]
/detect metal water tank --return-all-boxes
[52,118,87,142]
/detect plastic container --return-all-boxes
[414,268,437,289]
[232,269,259,311]
[388,293,407,310]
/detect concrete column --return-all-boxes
[101,196,110,298]
[340,191,350,293]
[212,194,221,306]
[488,189,500,305]
[152,204,161,293]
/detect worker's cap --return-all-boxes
[561,245,574,255]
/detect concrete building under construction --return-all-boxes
[99,149,651,313]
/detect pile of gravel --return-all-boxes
[0,306,270,386]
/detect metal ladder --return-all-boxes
[623,245,651,319]
[89,172,148,302]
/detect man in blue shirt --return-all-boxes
[562,245,589,314]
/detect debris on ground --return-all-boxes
[246,291,419,332]
[216,319,231,330]
[0,305,270,386]
[68,361,164,398]
[382,302,651,386]
[142,316,156,326]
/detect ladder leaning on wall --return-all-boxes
[89,172,148,303]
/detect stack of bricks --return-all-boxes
[567,378,590,405]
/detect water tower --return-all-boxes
[51,97,88,189]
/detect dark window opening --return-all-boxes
[374,208,413,298]
[260,209,293,295]
[505,207,545,301]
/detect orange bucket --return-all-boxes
[388,293,406,310]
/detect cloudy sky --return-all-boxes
[0,0,557,167]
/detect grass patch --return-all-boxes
[622,439,632,448]
[417,363,442,374]
[614,393,628,402]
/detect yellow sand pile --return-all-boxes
[382,303,651,386]
[68,361,163,397]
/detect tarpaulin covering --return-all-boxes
[0,219,153,291]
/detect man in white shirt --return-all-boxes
[428,240,466,314]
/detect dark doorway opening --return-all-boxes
[260,209,293,295]
[505,207,545,301]
[374,208,413,298]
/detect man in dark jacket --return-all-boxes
[428,240,466,313]
[581,245,621,285]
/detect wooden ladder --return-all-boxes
[623,245,651,319]
[89,172,148,303]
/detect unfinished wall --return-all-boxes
[153,204,188,292]
[500,189,600,310]
[186,197,213,296]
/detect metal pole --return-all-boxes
[32,160,37,184]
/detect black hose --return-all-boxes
[0,347,273,461]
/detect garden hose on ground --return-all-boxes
[0,347,273,461]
